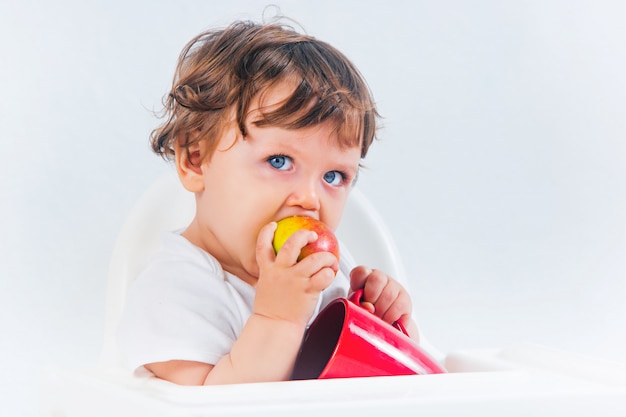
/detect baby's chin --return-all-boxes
[218,255,259,286]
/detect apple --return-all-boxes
[272,216,340,262]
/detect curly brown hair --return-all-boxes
[150,20,380,163]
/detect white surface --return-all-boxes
[2,1,626,416]
[40,344,626,417]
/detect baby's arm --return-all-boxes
[146,222,338,385]
[145,314,306,385]
[349,266,420,342]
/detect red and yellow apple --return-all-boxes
[272,216,340,262]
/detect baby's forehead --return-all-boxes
[241,80,364,154]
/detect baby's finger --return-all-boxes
[307,266,337,293]
[349,265,371,291]
[361,269,389,306]
[381,291,412,325]
[256,222,278,266]
[274,229,318,266]
[359,301,376,314]
[295,251,339,277]
[372,280,401,318]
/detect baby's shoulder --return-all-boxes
[157,231,222,267]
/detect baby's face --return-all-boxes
[189,84,362,284]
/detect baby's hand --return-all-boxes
[254,222,338,327]
[349,266,413,329]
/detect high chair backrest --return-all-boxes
[99,169,407,368]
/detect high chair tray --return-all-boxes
[42,343,626,417]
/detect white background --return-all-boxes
[1,1,625,415]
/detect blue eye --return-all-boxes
[268,155,293,171]
[323,171,344,186]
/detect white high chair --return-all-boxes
[42,170,626,417]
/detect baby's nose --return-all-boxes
[286,181,321,211]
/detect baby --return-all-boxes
[118,19,419,385]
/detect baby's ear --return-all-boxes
[175,141,205,193]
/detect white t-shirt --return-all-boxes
[117,232,354,372]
